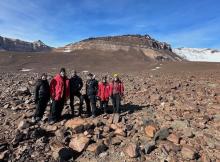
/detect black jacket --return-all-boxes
[86,79,98,96]
[34,79,50,101]
[69,75,83,93]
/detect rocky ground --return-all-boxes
[0,64,220,162]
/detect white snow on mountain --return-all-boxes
[173,48,220,62]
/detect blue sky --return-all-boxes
[0,0,219,48]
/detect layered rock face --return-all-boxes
[0,36,52,52]
[67,35,172,51]
[56,35,183,61]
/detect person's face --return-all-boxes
[60,71,65,77]
[73,70,77,76]
[103,78,107,83]
[114,77,118,81]
[87,76,92,80]
[42,75,47,80]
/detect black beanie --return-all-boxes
[60,68,66,73]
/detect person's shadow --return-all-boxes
[95,102,146,116]
[121,103,146,114]
[62,101,147,119]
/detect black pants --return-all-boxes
[49,99,65,122]
[112,94,121,113]
[34,98,48,119]
[84,94,96,116]
[100,101,108,113]
[70,91,83,116]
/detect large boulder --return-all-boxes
[69,135,90,152]
[124,143,139,158]
[65,118,93,133]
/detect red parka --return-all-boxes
[109,80,124,96]
[50,74,70,101]
[97,82,111,101]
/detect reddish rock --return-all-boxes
[110,124,118,130]
[69,135,90,152]
[65,118,91,133]
[181,145,198,160]
[86,141,108,155]
[201,153,211,162]
[114,128,126,137]
[124,143,139,158]
[167,133,180,144]
[145,125,157,138]
[50,140,65,160]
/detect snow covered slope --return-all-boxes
[173,48,220,62]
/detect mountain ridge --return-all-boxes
[0,34,183,62]
[0,36,52,52]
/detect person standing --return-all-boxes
[84,73,98,118]
[49,68,69,124]
[97,76,111,115]
[110,74,124,114]
[32,73,50,122]
[69,70,83,117]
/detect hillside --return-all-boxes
[56,35,183,62]
[173,48,220,62]
[0,36,52,52]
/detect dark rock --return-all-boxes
[153,128,170,141]
[144,141,156,154]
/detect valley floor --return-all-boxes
[0,52,220,161]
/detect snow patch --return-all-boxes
[20,68,32,72]
[174,48,220,62]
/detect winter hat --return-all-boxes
[113,73,118,78]
[60,68,66,73]
[88,73,93,77]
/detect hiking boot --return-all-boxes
[92,114,96,118]
[48,120,56,125]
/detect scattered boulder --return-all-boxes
[17,87,31,96]
[181,145,198,160]
[145,125,157,138]
[69,135,90,152]
[167,133,180,144]
[113,113,120,124]
[153,128,170,141]
[144,141,156,154]
[171,120,189,130]
[124,143,139,158]
[17,120,30,130]
[65,118,92,133]
[87,141,108,156]
[114,128,126,137]
[50,140,65,160]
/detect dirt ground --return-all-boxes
[0,51,220,162]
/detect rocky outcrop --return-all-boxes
[64,34,173,52]
[56,34,183,61]
[0,36,52,52]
